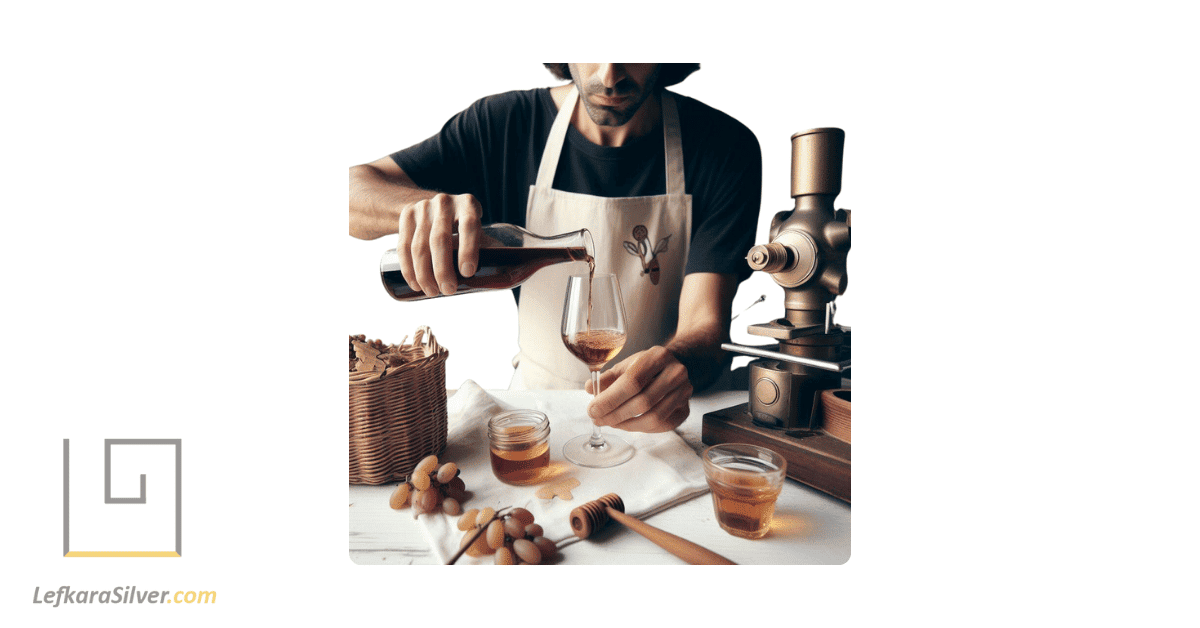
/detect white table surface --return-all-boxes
[348,389,851,565]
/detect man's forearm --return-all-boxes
[349,163,437,240]
[665,326,730,392]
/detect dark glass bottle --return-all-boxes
[380,224,595,301]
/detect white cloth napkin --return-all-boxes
[416,380,710,564]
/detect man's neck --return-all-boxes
[551,84,662,147]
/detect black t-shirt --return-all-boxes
[390,87,762,282]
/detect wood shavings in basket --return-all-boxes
[349,334,411,373]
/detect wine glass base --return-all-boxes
[563,433,634,468]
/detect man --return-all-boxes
[349,63,761,434]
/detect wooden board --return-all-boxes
[702,403,850,503]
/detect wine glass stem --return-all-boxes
[588,369,607,449]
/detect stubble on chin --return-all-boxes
[579,98,630,127]
[570,65,661,128]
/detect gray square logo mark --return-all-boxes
[63,439,182,557]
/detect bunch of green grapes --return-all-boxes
[388,455,468,517]
[456,507,558,565]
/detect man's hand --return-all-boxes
[582,273,739,433]
[350,158,483,298]
[585,346,694,433]
[396,192,482,298]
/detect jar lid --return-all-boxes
[488,409,551,447]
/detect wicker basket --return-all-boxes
[349,327,449,484]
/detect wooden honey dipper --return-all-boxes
[569,493,736,565]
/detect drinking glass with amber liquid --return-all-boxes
[560,273,632,468]
[701,444,787,539]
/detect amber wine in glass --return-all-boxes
[561,273,633,467]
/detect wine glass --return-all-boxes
[561,273,633,468]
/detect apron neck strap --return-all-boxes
[534,87,577,190]
[535,86,685,197]
[660,91,685,197]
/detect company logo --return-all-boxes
[62,439,182,557]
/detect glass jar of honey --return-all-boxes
[488,410,551,485]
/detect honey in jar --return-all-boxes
[488,410,551,485]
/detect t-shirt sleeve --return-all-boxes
[388,98,495,219]
[685,124,763,284]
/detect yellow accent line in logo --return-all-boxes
[65,551,181,558]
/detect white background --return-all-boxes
[3,1,1198,626]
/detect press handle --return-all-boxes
[721,343,850,372]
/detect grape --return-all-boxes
[504,516,526,539]
[457,509,480,531]
[494,546,515,565]
[416,489,438,513]
[412,471,431,491]
[411,491,428,515]
[413,454,439,477]
[436,462,458,484]
[532,536,557,559]
[388,483,411,509]
[510,507,535,526]
[445,476,466,500]
[486,519,506,549]
[443,497,462,516]
[524,523,544,539]
[512,538,542,565]
[477,507,496,527]
[464,529,494,557]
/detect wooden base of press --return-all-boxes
[702,403,850,503]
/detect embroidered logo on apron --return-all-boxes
[623,225,672,286]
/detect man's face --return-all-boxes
[568,63,662,127]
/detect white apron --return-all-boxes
[511,86,692,390]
